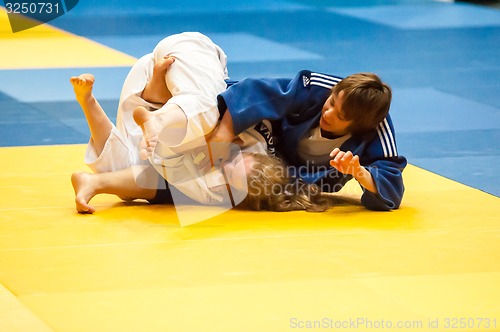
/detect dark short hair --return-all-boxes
[332,73,392,135]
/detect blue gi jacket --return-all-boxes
[218,70,407,211]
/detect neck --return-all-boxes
[320,128,344,139]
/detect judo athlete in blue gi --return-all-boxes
[209,71,407,211]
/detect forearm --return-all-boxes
[354,167,378,194]
[206,109,236,166]
[212,109,235,142]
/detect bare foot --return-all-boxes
[133,106,158,160]
[70,73,95,103]
[155,56,175,77]
[71,172,97,214]
[142,56,175,104]
[134,101,188,160]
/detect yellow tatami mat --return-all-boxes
[0,283,52,332]
[0,144,499,331]
[0,9,136,69]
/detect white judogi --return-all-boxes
[85,32,229,173]
[83,32,268,205]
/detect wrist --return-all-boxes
[354,167,378,194]
[353,166,369,181]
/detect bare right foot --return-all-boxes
[141,56,175,104]
[71,172,97,214]
[70,73,95,104]
[69,73,112,157]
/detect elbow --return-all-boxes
[361,185,404,211]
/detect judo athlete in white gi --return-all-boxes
[70,32,284,214]
[84,32,228,173]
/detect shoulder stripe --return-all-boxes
[311,81,335,89]
[376,128,389,158]
[376,119,398,158]
[310,72,342,89]
[382,124,394,157]
[382,118,398,157]
[311,76,339,86]
[311,72,342,82]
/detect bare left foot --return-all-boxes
[71,172,97,214]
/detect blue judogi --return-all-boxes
[218,70,407,211]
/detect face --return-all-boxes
[319,90,353,136]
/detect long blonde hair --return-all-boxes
[237,153,331,212]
